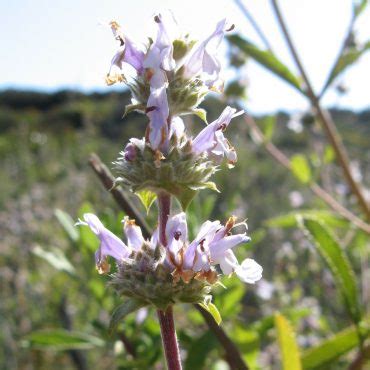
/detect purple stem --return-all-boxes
[158,191,171,246]
[157,307,182,370]
[157,192,182,370]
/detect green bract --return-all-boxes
[110,243,212,311]
[114,136,218,209]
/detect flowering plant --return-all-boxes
[78,12,262,369]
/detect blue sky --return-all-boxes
[1,0,369,113]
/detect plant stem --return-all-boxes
[157,191,182,369]
[244,114,370,234]
[89,154,248,369]
[234,0,273,52]
[157,307,182,370]
[157,191,171,246]
[270,0,370,221]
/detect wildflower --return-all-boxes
[75,213,131,274]
[144,12,178,88]
[77,212,261,285]
[182,19,233,88]
[164,213,262,284]
[145,86,170,150]
[106,21,145,85]
[192,106,243,166]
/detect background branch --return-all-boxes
[245,115,370,234]
[270,0,370,220]
[233,0,273,52]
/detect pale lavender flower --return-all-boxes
[192,106,243,166]
[183,19,232,87]
[123,217,144,251]
[77,212,262,284]
[146,86,170,150]
[76,213,131,274]
[144,12,178,88]
[106,21,145,84]
[169,116,185,139]
[176,214,262,284]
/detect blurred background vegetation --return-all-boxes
[1,86,369,369]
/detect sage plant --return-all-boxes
[77,12,262,369]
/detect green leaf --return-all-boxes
[261,115,276,141]
[192,108,207,123]
[291,154,312,184]
[184,331,217,370]
[54,209,79,243]
[23,329,104,351]
[302,323,369,369]
[227,34,303,93]
[299,218,361,324]
[353,0,368,17]
[323,146,335,164]
[266,210,348,229]
[198,302,222,325]
[323,41,370,94]
[109,299,146,334]
[173,186,198,210]
[274,313,302,370]
[135,189,157,214]
[32,245,75,275]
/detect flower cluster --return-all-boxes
[78,12,262,310]
[76,212,262,308]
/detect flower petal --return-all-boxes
[218,250,238,275]
[183,19,228,85]
[82,213,131,272]
[192,106,241,156]
[169,116,185,139]
[235,258,263,284]
[166,212,188,243]
[210,234,250,260]
[109,21,145,73]
[123,217,144,251]
[146,86,169,150]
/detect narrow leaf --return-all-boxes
[299,218,361,323]
[261,115,276,141]
[353,0,368,17]
[274,313,302,370]
[32,245,75,275]
[192,108,207,123]
[109,300,146,334]
[55,209,79,243]
[323,41,370,94]
[198,302,222,325]
[302,322,370,368]
[135,189,157,214]
[291,154,312,184]
[266,210,348,229]
[23,329,104,351]
[227,34,303,93]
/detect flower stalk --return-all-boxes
[157,307,183,370]
[80,12,262,369]
[157,191,182,369]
